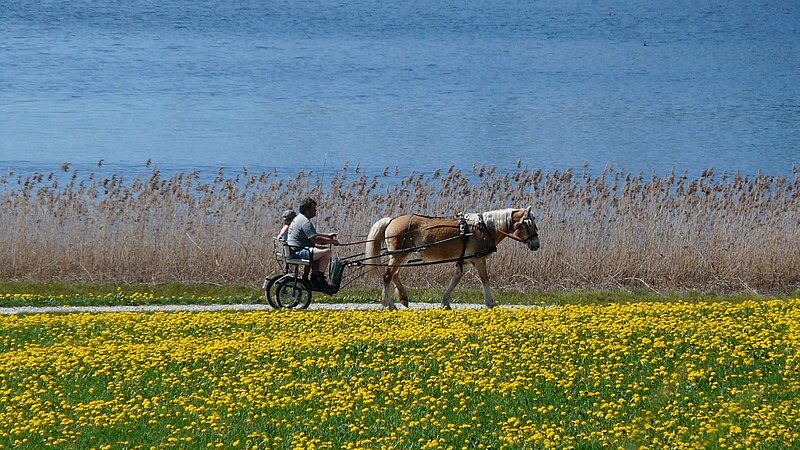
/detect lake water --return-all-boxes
[1,0,798,179]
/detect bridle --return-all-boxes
[495,213,539,248]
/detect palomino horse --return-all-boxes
[364,207,539,309]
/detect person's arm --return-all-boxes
[276,224,290,239]
[310,233,339,246]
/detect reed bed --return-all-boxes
[1,163,798,294]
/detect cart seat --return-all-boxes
[283,243,312,266]
[273,239,284,258]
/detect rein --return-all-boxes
[352,250,493,268]
[493,227,529,244]
[336,221,461,247]
[338,217,533,249]
[335,214,498,269]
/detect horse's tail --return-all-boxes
[365,217,392,274]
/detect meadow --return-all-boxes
[1,299,798,449]
[1,163,798,295]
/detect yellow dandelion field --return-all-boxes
[1,300,799,449]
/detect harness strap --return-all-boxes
[494,227,530,244]
[457,215,470,271]
[404,214,416,249]
[353,251,492,268]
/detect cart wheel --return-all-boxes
[275,278,313,309]
[263,275,286,309]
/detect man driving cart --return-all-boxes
[286,197,340,290]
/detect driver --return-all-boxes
[286,197,340,290]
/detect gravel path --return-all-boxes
[0,302,500,315]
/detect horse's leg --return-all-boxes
[381,264,398,310]
[382,252,410,310]
[441,265,465,310]
[474,259,497,308]
[393,274,410,308]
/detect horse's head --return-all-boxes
[513,207,540,251]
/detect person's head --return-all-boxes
[281,210,296,224]
[298,197,318,218]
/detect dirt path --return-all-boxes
[0,302,499,315]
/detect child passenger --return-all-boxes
[276,210,296,242]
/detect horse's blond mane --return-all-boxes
[465,208,515,232]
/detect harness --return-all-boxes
[456,213,497,270]
[405,213,489,269]
[350,213,498,269]
[456,215,469,271]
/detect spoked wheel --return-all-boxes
[263,275,288,310]
[275,277,313,309]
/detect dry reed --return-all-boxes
[1,162,798,294]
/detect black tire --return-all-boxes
[275,277,313,309]
[263,275,286,309]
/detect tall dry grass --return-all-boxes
[1,162,798,293]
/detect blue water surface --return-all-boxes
[1,0,798,178]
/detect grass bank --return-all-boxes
[0,279,794,308]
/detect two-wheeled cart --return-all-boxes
[262,239,363,309]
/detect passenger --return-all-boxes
[286,197,340,290]
[276,210,296,242]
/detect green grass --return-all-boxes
[1,279,796,308]
[0,279,256,299]
[1,302,799,449]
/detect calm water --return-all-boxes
[1,0,798,179]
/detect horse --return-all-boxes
[364,207,539,309]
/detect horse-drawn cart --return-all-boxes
[262,207,540,310]
[262,239,356,309]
